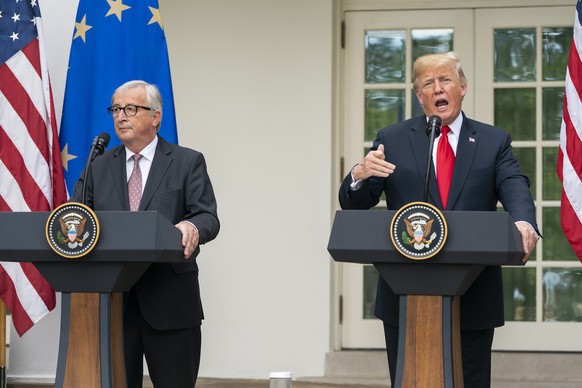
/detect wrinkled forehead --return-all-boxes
[420,65,458,80]
[113,88,146,104]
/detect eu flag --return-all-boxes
[59,0,178,193]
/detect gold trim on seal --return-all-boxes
[389,201,448,261]
[45,202,100,259]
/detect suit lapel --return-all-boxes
[410,116,441,207]
[140,137,173,210]
[447,119,478,210]
[111,146,130,210]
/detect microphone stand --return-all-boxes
[81,135,109,205]
[81,143,97,205]
[424,118,441,202]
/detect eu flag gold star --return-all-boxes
[106,0,131,22]
[148,6,163,30]
[61,144,78,172]
[73,15,93,43]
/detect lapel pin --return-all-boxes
[469,137,475,143]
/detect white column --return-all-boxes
[7,297,60,384]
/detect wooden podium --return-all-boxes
[327,210,524,388]
[0,211,187,388]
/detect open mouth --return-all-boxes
[436,99,448,111]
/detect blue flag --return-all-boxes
[59,0,178,193]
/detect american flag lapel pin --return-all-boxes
[469,137,476,143]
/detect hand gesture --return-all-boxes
[352,144,396,181]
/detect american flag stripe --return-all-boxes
[0,127,50,211]
[3,51,52,163]
[0,1,64,336]
[0,263,53,332]
[0,160,29,211]
[0,54,52,203]
[0,43,56,210]
[0,194,9,210]
[558,1,582,261]
[9,41,53,148]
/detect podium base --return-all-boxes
[55,293,126,388]
[395,295,463,388]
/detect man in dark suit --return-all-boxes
[71,80,219,388]
[339,52,539,388]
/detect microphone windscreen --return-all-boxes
[98,132,110,147]
[428,115,441,127]
[426,115,442,137]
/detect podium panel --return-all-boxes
[0,211,186,388]
[327,209,524,388]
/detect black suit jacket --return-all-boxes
[71,136,220,330]
[339,114,537,330]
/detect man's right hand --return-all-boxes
[352,144,396,181]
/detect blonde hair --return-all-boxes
[412,52,467,91]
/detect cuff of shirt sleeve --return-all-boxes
[349,165,363,191]
[515,221,541,240]
[184,220,198,232]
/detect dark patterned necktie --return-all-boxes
[128,154,142,211]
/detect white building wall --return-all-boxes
[8,0,334,382]
[163,0,334,379]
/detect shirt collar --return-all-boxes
[446,113,463,138]
[125,136,158,162]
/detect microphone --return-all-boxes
[81,132,110,205]
[423,115,442,202]
[426,115,442,138]
[92,132,110,157]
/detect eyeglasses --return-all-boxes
[107,104,152,118]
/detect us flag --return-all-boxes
[0,0,65,335]
[558,0,582,262]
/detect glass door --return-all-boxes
[475,6,582,351]
[341,8,474,348]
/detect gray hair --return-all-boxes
[112,80,163,126]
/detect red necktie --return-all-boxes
[437,125,454,209]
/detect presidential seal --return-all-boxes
[390,202,447,260]
[46,202,100,259]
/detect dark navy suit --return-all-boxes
[339,113,537,387]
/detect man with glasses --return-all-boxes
[70,80,220,388]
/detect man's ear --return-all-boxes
[153,110,162,128]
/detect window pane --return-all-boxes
[512,147,536,200]
[363,265,379,319]
[409,29,452,118]
[411,29,453,64]
[503,267,536,322]
[494,88,536,140]
[365,30,406,84]
[411,94,423,118]
[365,89,405,141]
[543,147,561,201]
[494,28,536,82]
[543,268,582,322]
[542,87,565,141]
[542,27,573,81]
[542,207,578,261]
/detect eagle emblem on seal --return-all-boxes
[57,212,90,248]
[403,212,438,250]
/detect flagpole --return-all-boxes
[0,300,6,388]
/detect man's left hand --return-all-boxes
[515,221,538,263]
[176,221,199,259]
